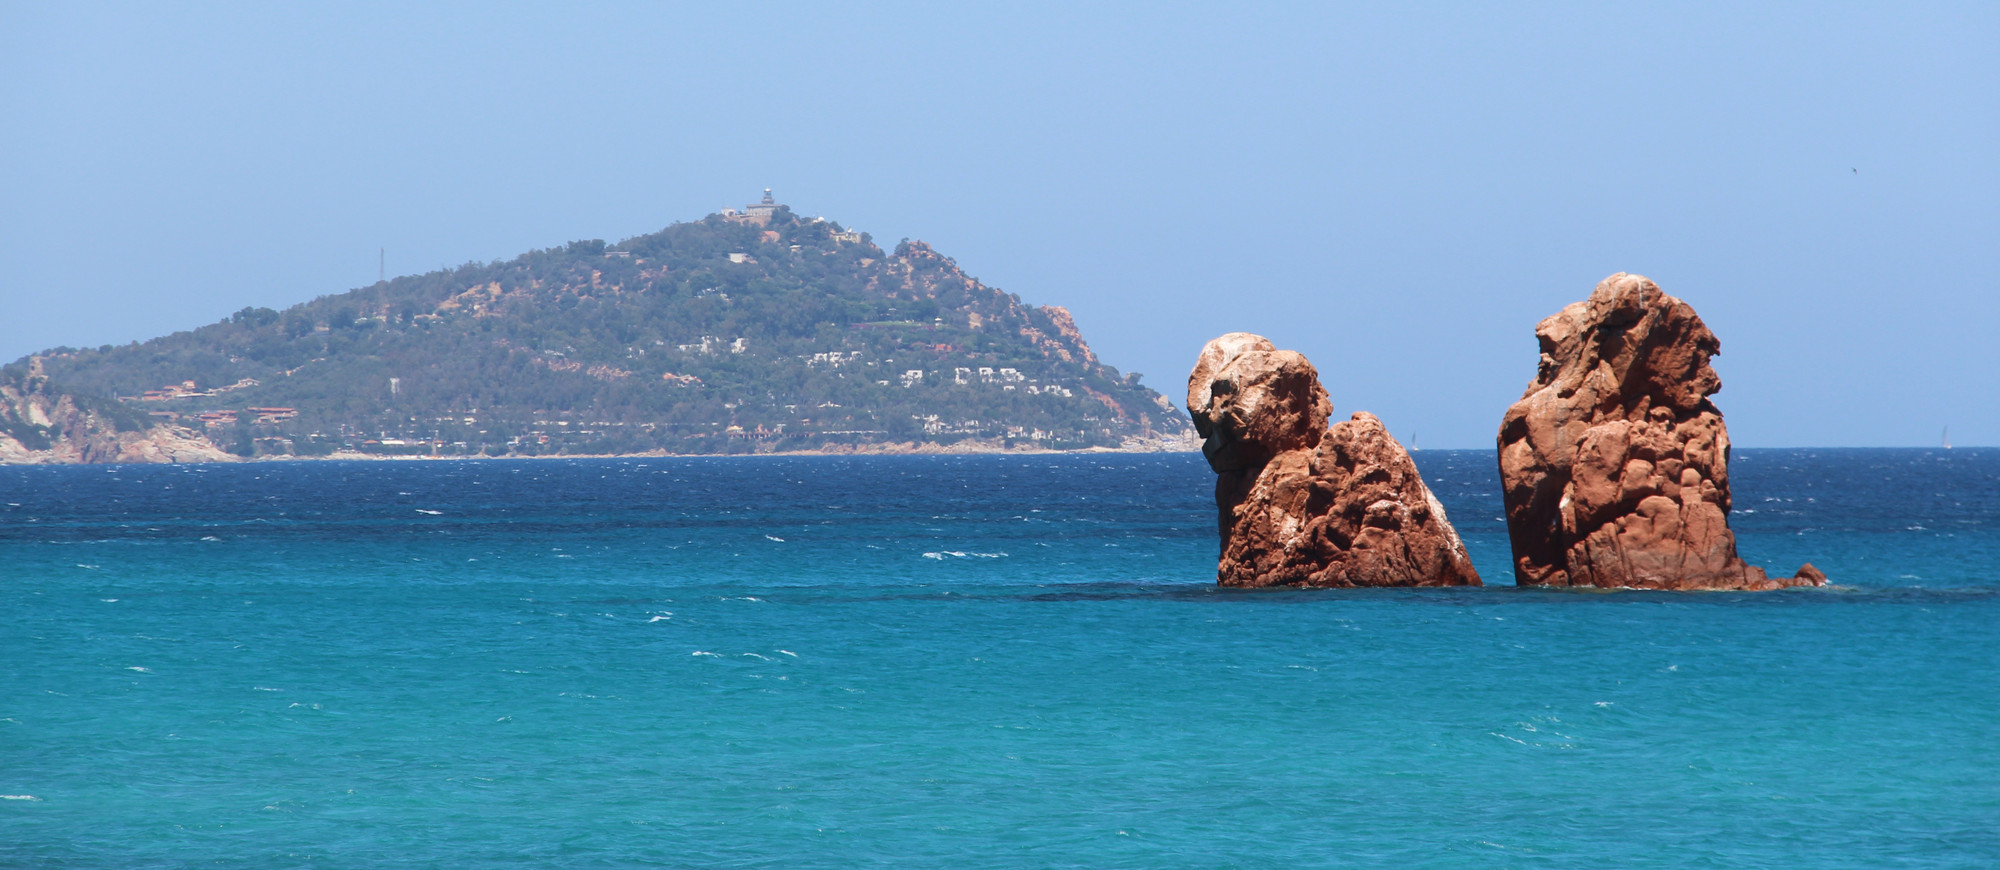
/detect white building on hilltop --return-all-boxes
[724,189,783,226]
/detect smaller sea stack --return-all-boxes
[1187,333,1479,588]
[1496,274,1825,590]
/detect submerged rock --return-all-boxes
[1496,274,1823,590]
[1187,333,1479,588]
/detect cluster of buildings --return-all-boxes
[953,367,1027,385]
[135,377,260,402]
[677,336,749,356]
[720,189,784,227]
[806,351,862,369]
[910,413,1066,443]
[720,189,864,244]
[130,376,298,430]
[883,364,1072,397]
[168,407,298,428]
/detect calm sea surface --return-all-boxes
[2,450,1995,868]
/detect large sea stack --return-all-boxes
[1187,333,1480,588]
[1496,274,1824,590]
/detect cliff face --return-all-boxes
[0,362,233,465]
[1496,274,1822,590]
[1187,333,1479,588]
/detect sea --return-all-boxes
[2,449,1995,869]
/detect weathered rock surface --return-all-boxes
[0,360,234,465]
[1497,274,1823,590]
[1188,333,1479,588]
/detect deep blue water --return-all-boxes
[2,449,1995,868]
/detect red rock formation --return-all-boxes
[1039,306,1099,365]
[1188,333,1480,588]
[1497,274,1824,590]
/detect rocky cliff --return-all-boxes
[1187,333,1479,588]
[0,359,233,465]
[1496,274,1823,590]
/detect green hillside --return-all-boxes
[22,202,1190,457]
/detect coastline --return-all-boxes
[0,435,1202,466]
[264,436,1202,463]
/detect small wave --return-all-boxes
[742,652,771,661]
[691,651,722,657]
[646,615,671,623]
[922,551,1009,560]
[765,535,785,542]
[777,650,798,657]
[253,687,282,692]
[200,536,221,542]
[99,598,117,603]
[125,666,151,673]
[0,795,41,801]
[415,509,443,515]
[76,564,99,570]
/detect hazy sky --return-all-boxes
[3,3,1993,447]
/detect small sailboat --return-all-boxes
[1943,426,1952,450]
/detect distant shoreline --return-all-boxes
[255,440,1202,463]
[6,443,1982,467]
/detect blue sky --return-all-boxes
[3,3,1993,447]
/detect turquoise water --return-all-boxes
[2,451,1995,868]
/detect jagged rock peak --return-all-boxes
[1497,273,1824,590]
[1187,333,1479,588]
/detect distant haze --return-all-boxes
[3,3,1993,447]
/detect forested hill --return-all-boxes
[20,206,1193,457]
